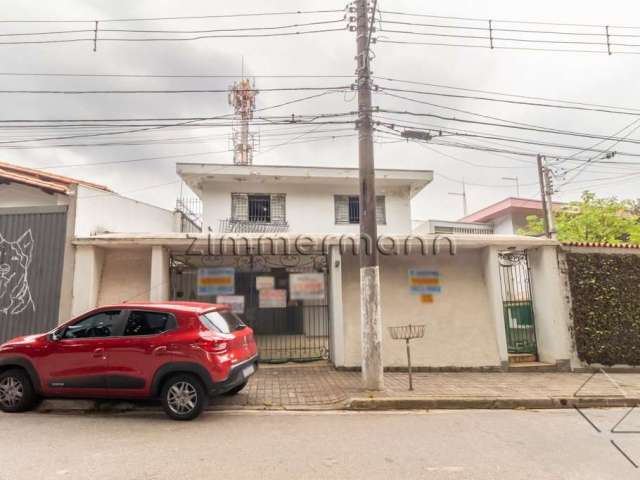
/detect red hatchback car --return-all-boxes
[0,302,258,420]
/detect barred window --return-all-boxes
[231,193,286,223]
[334,195,386,225]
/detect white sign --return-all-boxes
[259,289,287,309]
[216,295,245,314]
[290,273,326,300]
[256,276,275,290]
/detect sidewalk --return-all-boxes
[37,363,640,414]
[210,363,640,411]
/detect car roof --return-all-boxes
[96,301,227,315]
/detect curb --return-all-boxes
[345,396,640,411]
[34,396,640,414]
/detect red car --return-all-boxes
[0,302,258,420]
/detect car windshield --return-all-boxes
[200,310,246,334]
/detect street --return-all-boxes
[2,408,640,479]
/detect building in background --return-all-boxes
[415,197,565,235]
[0,162,179,343]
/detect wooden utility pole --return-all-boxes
[356,0,383,390]
[537,154,551,238]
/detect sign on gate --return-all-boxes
[256,275,275,290]
[259,289,287,309]
[197,267,235,296]
[216,295,245,314]
[290,273,326,300]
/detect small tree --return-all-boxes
[518,191,640,243]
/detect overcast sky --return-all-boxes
[2,0,640,222]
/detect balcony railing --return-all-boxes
[218,218,290,234]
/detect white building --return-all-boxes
[66,161,579,371]
[176,163,433,235]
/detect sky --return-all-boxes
[2,0,640,224]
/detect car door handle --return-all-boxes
[93,348,106,359]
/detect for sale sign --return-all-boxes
[290,273,326,301]
[197,267,235,297]
[259,289,287,309]
[216,295,245,314]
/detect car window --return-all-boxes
[123,311,175,336]
[63,311,122,339]
[200,311,246,334]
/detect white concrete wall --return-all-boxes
[492,214,516,235]
[339,250,503,368]
[528,246,575,368]
[0,183,69,207]
[200,182,412,235]
[71,245,104,318]
[75,185,176,237]
[97,248,152,305]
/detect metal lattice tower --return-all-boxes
[228,79,258,165]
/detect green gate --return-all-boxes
[498,251,537,354]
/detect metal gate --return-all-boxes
[0,206,67,343]
[170,254,330,363]
[498,250,537,355]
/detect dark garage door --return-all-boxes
[0,206,67,343]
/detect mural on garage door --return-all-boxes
[0,208,67,343]
[0,229,36,316]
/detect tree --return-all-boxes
[518,191,640,243]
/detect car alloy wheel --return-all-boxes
[0,375,24,409]
[167,381,198,415]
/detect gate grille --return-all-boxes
[498,250,537,355]
[170,255,329,363]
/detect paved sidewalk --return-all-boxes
[210,363,640,410]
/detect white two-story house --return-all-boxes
[176,163,432,235]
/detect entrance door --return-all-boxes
[498,251,537,355]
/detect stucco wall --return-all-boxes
[340,250,502,368]
[200,182,412,235]
[97,248,151,305]
[75,185,176,236]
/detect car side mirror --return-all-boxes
[51,329,64,341]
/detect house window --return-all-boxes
[231,193,286,223]
[335,195,386,225]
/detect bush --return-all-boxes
[567,253,640,365]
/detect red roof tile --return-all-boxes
[562,241,640,249]
[0,161,111,195]
[460,197,564,223]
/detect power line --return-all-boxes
[0,9,346,24]
[0,86,349,94]
[0,72,355,79]
[373,76,640,115]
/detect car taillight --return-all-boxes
[199,338,229,354]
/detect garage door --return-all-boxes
[0,206,67,343]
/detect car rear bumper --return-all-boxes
[209,355,259,396]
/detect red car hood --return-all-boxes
[1,332,48,348]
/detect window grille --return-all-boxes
[231,193,286,224]
[334,195,386,225]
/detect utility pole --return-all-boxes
[543,164,557,239]
[537,154,551,238]
[356,0,383,390]
[449,179,468,217]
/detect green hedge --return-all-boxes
[566,252,640,365]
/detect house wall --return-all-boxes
[492,214,516,235]
[339,250,503,368]
[96,248,152,305]
[200,182,412,234]
[75,185,176,236]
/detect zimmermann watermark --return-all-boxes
[181,233,457,257]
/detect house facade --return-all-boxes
[67,161,578,371]
[0,162,179,343]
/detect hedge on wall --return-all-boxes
[566,252,640,366]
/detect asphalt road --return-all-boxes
[2,408,640,479]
